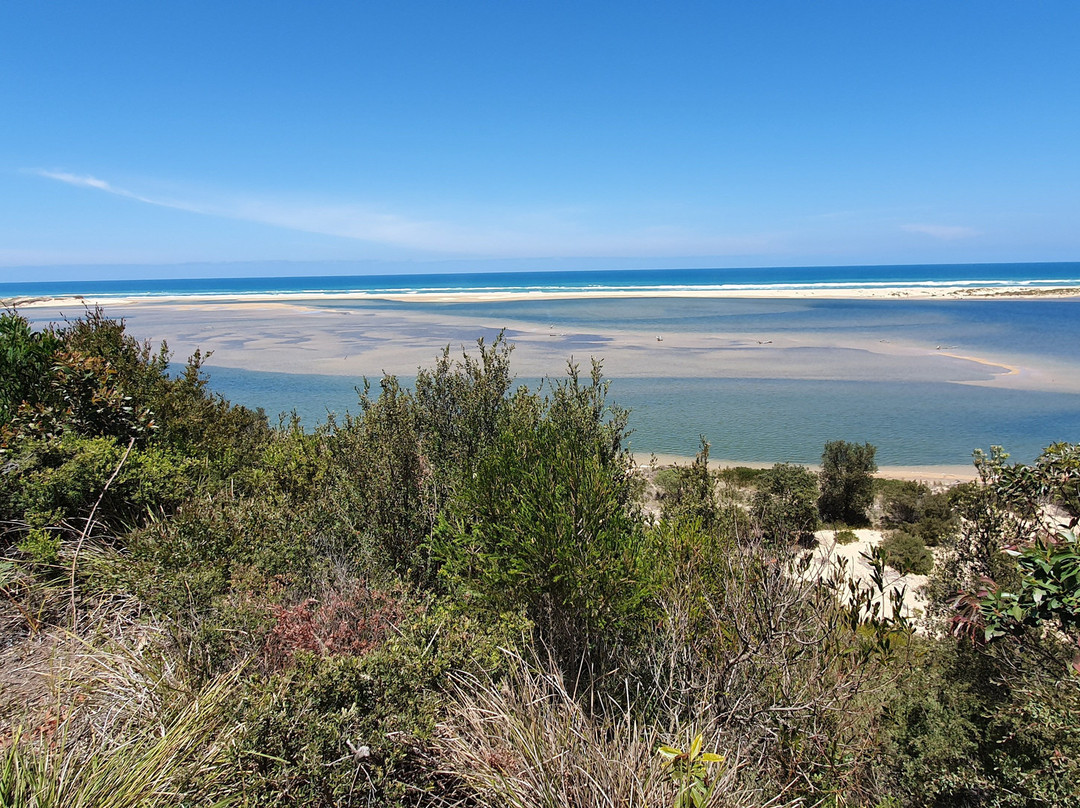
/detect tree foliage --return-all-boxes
[658,438,721,531]
[879,530,933,575]
[818,440,877,525]
[433,360,650,672]
[752,462,819,546]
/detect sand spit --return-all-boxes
[6,284,1080,310]
[14,291,1080,397]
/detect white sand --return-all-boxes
[645,455,977,484]
[807,528,931,620]
[7,283,1080,310]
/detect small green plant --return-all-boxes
[16,528,62,565]
[657,734,724,808]
[715,465,766,487]
[879,531,933,575]
[834,528,859,545]
[653,467,682,499]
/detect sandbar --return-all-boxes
[15,294,1080,397]
[14,292,1078,469]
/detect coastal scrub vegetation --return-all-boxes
[819,440,878,526]
[1,308,1078,807]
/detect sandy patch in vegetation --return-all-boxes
[807,528,930,621]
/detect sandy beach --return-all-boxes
[7,282,1080,311]
[646,454,978,484]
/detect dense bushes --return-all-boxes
[878,636,1080,806]
[0,309,270,546]
[434,361,652,674]
[2,308,1079,808]
[233,599,530,806]
[879,479,957,546]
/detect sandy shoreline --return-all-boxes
[6,284,1080,309]
[643,454,977,483]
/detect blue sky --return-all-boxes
[2,1,1078,279]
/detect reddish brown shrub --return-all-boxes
[262,584,404,671]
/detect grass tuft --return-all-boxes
[435,647,748,808]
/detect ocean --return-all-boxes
[6,262,1080,467]
[4,261,1080,300]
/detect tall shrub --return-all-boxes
[818,440,877,525]
[434,361,651,673]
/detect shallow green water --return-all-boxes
[198,365,1079,467]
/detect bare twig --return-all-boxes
[69,436,136,624]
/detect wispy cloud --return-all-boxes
[31,168,549,252]
[28,168,783,258]
[901,223,980,240]
[32,169,206,214]
[36,171,114,192]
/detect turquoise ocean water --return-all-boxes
[7,263,1080,466]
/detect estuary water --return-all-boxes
[8,262,1080,467]
[198,365,1080,467]
[198,296,1080,467]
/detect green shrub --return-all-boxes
[15,527,62,566]
[878,637,1080,807]
[879,531,933,575]
[233,599,529,807]
[818,440,877,525]
[658,440,721,530]
[880,480,930,525]
[834,529,859,545]
[413,332,515,497]
[879,480,957,547]
[715,465,767,487]
[752,462,819,546]
[911,513,955,547]
[1,434,198,538]
[318,375,432,582]
[0,310,61,425]
[148,349,271,480]
[434,361,651,673]
[653,467,682,499]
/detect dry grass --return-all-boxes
[0,553,243,808]
[435,648,757,808]
[1,666,241,808]
[434,527,911,808]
